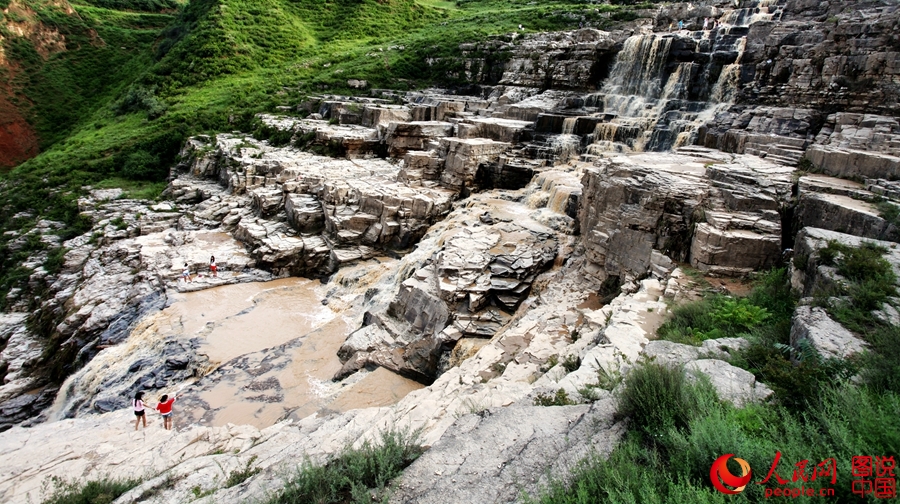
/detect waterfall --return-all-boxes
[561,117,577,135]
[549,134,581,163]
[661,63,695,102]
[720,0,782,27]
[603,35,674,101]
[711,64,742,103]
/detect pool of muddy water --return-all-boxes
[165,277,422,429]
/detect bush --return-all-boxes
[114,85,168,119]
[617,363,714,441]
[272,428,423,504]
[41,476,140,504]
[44,247,67,275]
[860,324,900,394]
[225,455,261,488]
[657,297,771,345]
[533,389,577,407]
[530,382,900,504]
[120,150,163,181]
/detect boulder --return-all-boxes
[685,359,773,407]
[789,305,867,361]
[385,121,455,157]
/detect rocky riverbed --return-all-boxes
[1,0,899,501]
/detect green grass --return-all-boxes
[533,388,577,406]
[656,270,791,345]
[814,240,897,332]
[40,476,140,504]
[3,0,174,149]
[808,241,900,395]
[616,363,715,441]
[270,428,423,504]
[529,366,900,504]
[531,261,900,503]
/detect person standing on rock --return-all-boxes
[678,19,684,30]
[133,391,147,431]
[156,393,180,430]
[703,17,709,30]
[209,255,217,277]
[182,263,192,283]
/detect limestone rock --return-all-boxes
[790,305,867,361]
[578,158,706,282]
[437,137,510,191]
[685,359,773,407]
[791,227,900,298]
[690,223,782,275]
[385,121,455,157]
[390,400,621,504]
[797,192,898,242]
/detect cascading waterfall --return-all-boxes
[549,134,582,162]
[510,0,779,161]
[576,6,759,155]
[721,0,782,27]
[711,64,742,103]
[603,35,674,100]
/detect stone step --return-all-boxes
[745,134,808,150]
[798,174,871,200]
[744,146,762,157]
[766,145,805,161]
[764,154,801,166]
[797,192,898,242]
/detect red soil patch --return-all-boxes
[0,92,39,168]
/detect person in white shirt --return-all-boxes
[133,391,147,430]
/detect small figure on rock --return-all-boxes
[156,393,181,430]
[703,17,709,30]
[209,255,217,278]
[133,391,147,431]
[678,19,684,30]
[182,263,192,283]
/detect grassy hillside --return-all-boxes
[0,0,645,307]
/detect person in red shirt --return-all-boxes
[155,393,181,430]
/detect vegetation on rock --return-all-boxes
[270,428,423,504]
[533,258,900,502]
[40,475,140,504]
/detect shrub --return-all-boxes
[530,382,900,504]
[272,428,423,504]
[121,151,163,181]
[561,354,581,373]
[533,389,577,407]
[44,247,67,275]
[860,325,900,394]
[115,85,168,119]
[656,296,771,345]
[41,476,140,504]
[225,455,261,488]
[617,363,714,440]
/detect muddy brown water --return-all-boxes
[163,277,422,429]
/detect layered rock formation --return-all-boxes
[0,1,899,501]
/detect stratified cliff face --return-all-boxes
[0,2,898,501]
[740,0,900,116]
